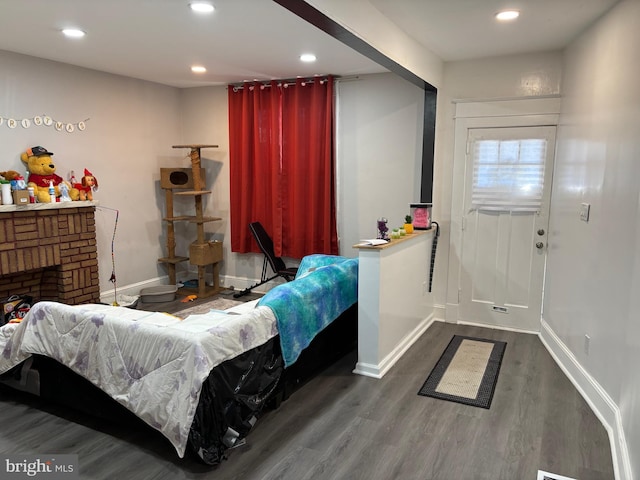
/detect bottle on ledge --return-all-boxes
[48,180,56,203]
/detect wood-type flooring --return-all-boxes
[0,317,615,480]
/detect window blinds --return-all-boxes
[471,138,547,212]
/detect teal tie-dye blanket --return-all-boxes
[258,254,358,367]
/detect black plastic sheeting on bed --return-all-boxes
[190,303,357,465]
[189,336,284,465]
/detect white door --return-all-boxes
[459,126,556,331]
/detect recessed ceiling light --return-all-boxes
[191,65,207,73]
[189,2,215,13]
[62,28,86,38]
[495,10,520,21]
[300,53,317,63]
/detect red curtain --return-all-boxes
[229,77,338,258]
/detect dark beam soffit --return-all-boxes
[273,0,437,92]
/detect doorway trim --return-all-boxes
[445,96,561,327]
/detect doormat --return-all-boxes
[418,335,506,409]
[176,297,244,318]
[536,470,577,480]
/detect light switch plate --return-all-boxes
[580,203,590,222]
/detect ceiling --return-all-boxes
[370,0,619,62]
[0,0,619,88]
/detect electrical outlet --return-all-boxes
[584,334,591,355]
[580,203,590,222]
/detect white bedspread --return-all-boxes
[0,301,277,457]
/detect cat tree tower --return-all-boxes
[158,144,222,298]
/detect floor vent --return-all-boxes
[537,470,577,480]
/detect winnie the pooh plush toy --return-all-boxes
[20,146,79,202]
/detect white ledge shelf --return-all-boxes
[0,200,98,213]
[353,229,432,250]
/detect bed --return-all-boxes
[0,254,358,465]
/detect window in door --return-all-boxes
[471,138,547,212]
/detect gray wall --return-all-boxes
[0,53,427,299]
[0,50,184,299]
[545,1,640,478]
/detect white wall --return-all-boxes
[0,50,185,300]
[434,51,563,315]
[355,231,434,378]
[336,73,425,256]
[544,1,640,478]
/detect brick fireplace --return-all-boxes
[0,203,100,305]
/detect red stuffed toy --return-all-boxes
[72,168,99,201]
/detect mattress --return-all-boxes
[0,301,278,457]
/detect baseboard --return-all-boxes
[445,302,459,323]
[457,319,539,336]
[539,318,632,480]
[218,274,254,293]
[100,274,284,304]
[352,361,384,378]
[220,274,284,296]
[353,314,438,379]
[433,303,447,322]
[99,276,169,304]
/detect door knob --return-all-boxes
[537,229,545,236]
[536,242,544,249]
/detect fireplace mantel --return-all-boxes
[0,201,100,305]
[0,200,97,213]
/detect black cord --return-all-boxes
[429,221,439,293]
[97,206,120,305]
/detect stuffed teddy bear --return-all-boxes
[20,146,79,203]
